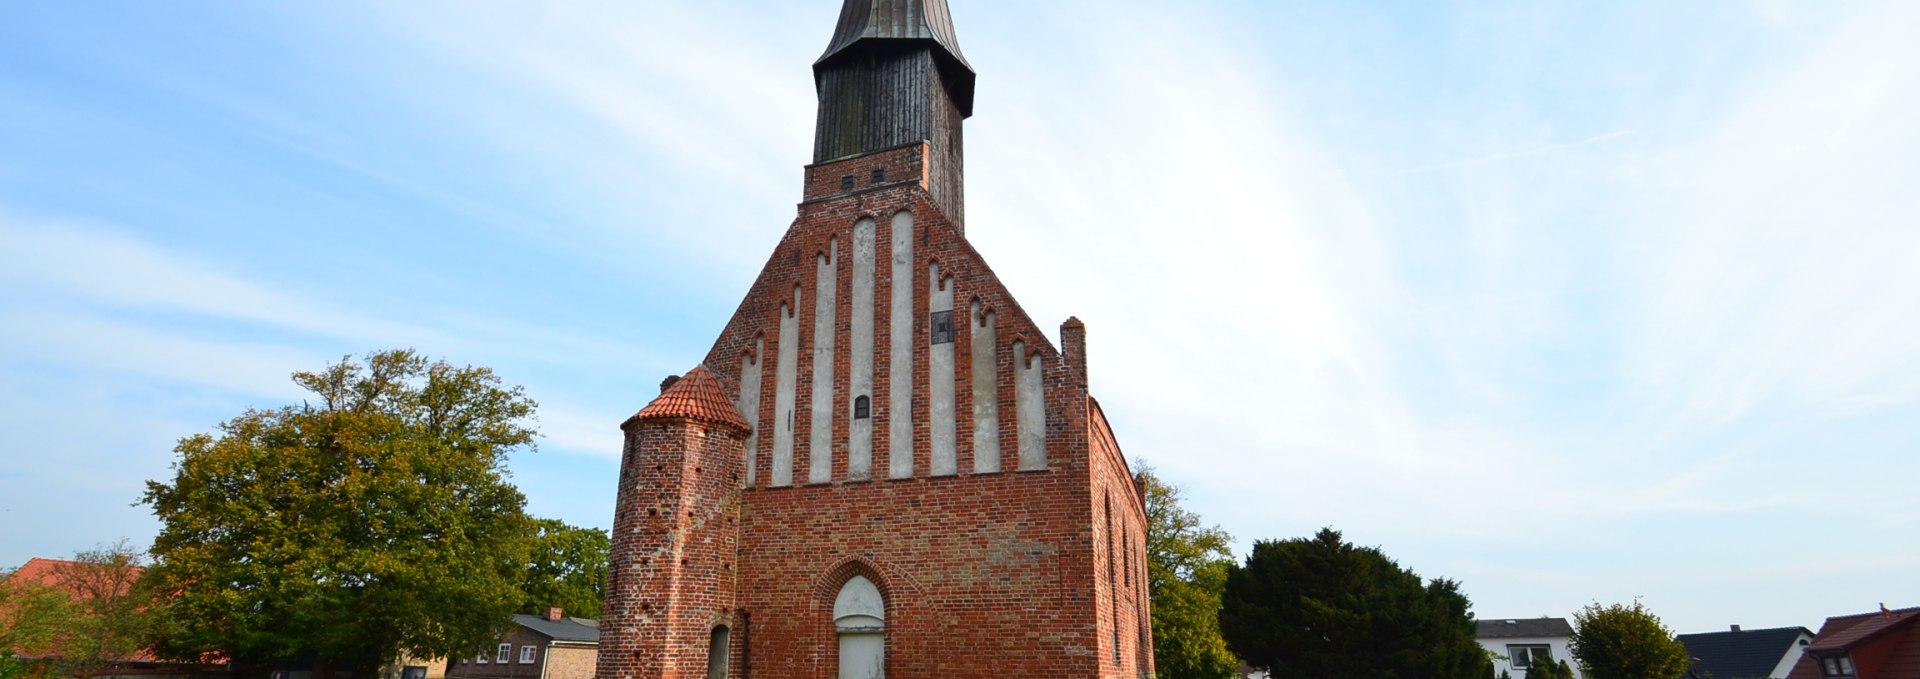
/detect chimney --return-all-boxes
[1730,624,1742,633]
[660,375,681,394]
[545,607,563,622]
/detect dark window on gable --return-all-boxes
[854,395,871,419]
[840,175,855,190]
[930,310,954,344]
[871,167,886,183]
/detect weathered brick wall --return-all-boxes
[599,415,747,679]
[1089,398,1153,679]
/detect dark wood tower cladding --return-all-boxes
[813,0,975,230]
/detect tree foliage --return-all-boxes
[141,350,539,679]
[0,542,155,679]
[1219,528,1491,679]
[1525,657,1575,679]
[519,519,609,619]
[46,542,155,678]
[1138,463,1238,679]
[1568,600,1689,679]
[0,568,71,659]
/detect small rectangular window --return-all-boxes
[496,644,511,663]
[871,168,886,184]
[930,310,954,344]
[840,175,855,190]
[520,646,537,663]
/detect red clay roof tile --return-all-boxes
[627,366,749,432]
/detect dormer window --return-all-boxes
[1820,655,1856,677]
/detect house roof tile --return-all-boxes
[625,366,749,432]
[1477,617,1574,639]
[512,614,600,644]
[1807,606,1920,652]
[1677,626,1813,679]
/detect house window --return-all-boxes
[476,654,487,665]
[496,644,511,663]
[1821,656,1856,677]
[1508,645,1553,669]
[520,646,537,663]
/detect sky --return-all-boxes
[2,0,1916,635]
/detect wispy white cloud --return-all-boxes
[1619,1,1920,429]
[1394,130,1639,175]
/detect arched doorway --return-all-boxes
[833,575,885,679]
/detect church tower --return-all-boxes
[812,0,974,229]
[599,2,1153,677]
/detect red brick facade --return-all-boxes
[598,3,1151,677]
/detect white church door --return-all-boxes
[838,632,883,679]
[834,575,885,679]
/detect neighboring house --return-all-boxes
[1479,617,1582,678]
[1784,606,1920,679]
[446,609,598,679]
[1677,625,1814,679]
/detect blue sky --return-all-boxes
[3,0,1915,634]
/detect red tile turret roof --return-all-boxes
[626,366,749,432]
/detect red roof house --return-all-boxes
[1786,606,1920,679]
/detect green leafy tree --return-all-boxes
[1138,463,1238,679]
[519,519,609,619]
[1568,600,1689,679]
[0,568,72,659]
[141,350,539,679]
[1219,528,1491,679]
[1,542,154,679]
[45,542,155,678]
[1524,657,1574,679]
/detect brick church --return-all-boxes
[597,1,1152,677]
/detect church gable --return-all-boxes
[698,161,1072,489]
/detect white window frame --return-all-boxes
[1507,644,1552,669]
[496,643,511,664]
[520,645,537,664]
[476,653,488,665]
